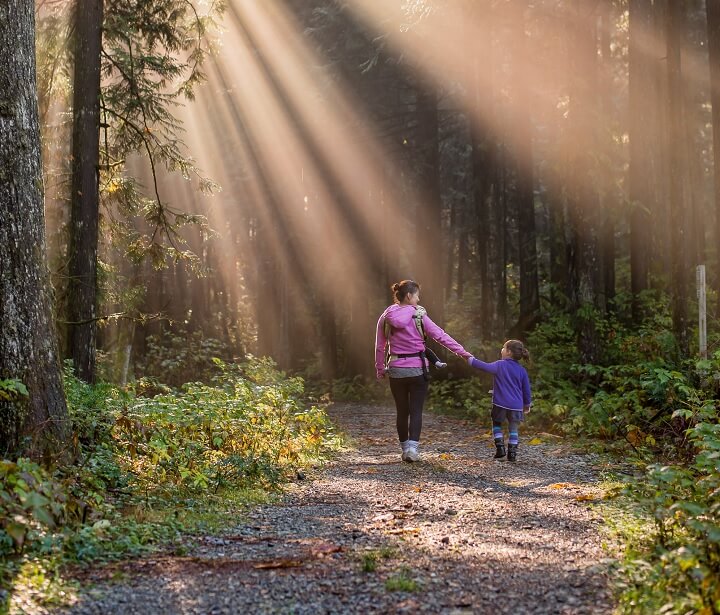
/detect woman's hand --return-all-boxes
[467,356,475,365]
[524,404,531,414]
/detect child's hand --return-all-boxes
[467,356,474,365]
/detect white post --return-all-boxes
[697,265,707,359]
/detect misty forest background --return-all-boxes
[35,0,720,388]
[2,1,720,612]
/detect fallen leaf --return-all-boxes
[528,437,543,445]
[385,527,420,535]
[575,494,597,502]
[310,543,343,558]
[372,512,395,522]
[253,559,303,569]
[549,483,572,489]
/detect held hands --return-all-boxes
[467,356,475,365]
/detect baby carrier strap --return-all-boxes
[384,306,429,380]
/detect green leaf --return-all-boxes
[5,522,26,550]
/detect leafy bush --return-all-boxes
[1,356,340,609]
[110,358,337,495]
[134,329,232,387]
[616,401,720,613]
[0,459,70,557]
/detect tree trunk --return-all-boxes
[67,0,103,383]
[0,0,69,459]
[652,0,672,283]
[445,197,457,301]
[667,0,689,355]
[706,0,720,309]
[470,3,496,338]
[600,0,616,309]
[415,85,444,323]
[567,4,604,362]
[628,0,654,317]
[510,0,539,336]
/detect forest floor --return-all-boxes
[51,402,616,615]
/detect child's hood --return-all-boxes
[384,304,416,328]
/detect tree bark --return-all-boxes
[666,0,689,355]
[567,4,604,362]
[415,85,444,323]
[599,1,615,309]
[628,0,653,317]
[0,0,69,459]
[470,3,497,338]
[67,0,103,383]
[510,0,539,335]
[706,0,720,309]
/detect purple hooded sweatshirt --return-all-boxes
[375,304,471,378]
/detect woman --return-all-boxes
[375,280,472,462]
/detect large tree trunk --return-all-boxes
[599,0,616,309]
[567,4,604,362]
[628,0,654,318]
[510,0,539,336]
[666,1,689,354]
[706,0,720,310]
[67,0,103,383]
[470,2,497,338]
[0,0,69,459]
[415,85,444,323]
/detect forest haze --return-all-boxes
[29,0,720,383]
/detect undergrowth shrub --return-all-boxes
[1,356,340,609]
[134,329,232,387]
[111,358,336,495]
[616,402,720,614]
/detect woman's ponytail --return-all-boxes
[391,280,420,304]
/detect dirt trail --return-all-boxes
[57,402,614,615]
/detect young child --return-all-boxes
[467,340,532,462]
[424,346,447,369]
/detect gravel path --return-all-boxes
[57,402,615,615]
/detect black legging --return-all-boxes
[389,375,429,442]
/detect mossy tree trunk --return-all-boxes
[0,0,69,460]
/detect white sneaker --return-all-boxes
[403,440,420,462]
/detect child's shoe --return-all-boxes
[507,444,518,462]
[434,361,447,369]
[494,442,506,459]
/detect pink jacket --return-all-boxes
[374,304,471,378]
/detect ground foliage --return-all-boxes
[0,356,340,612]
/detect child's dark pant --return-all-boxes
[389,375,428,442]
